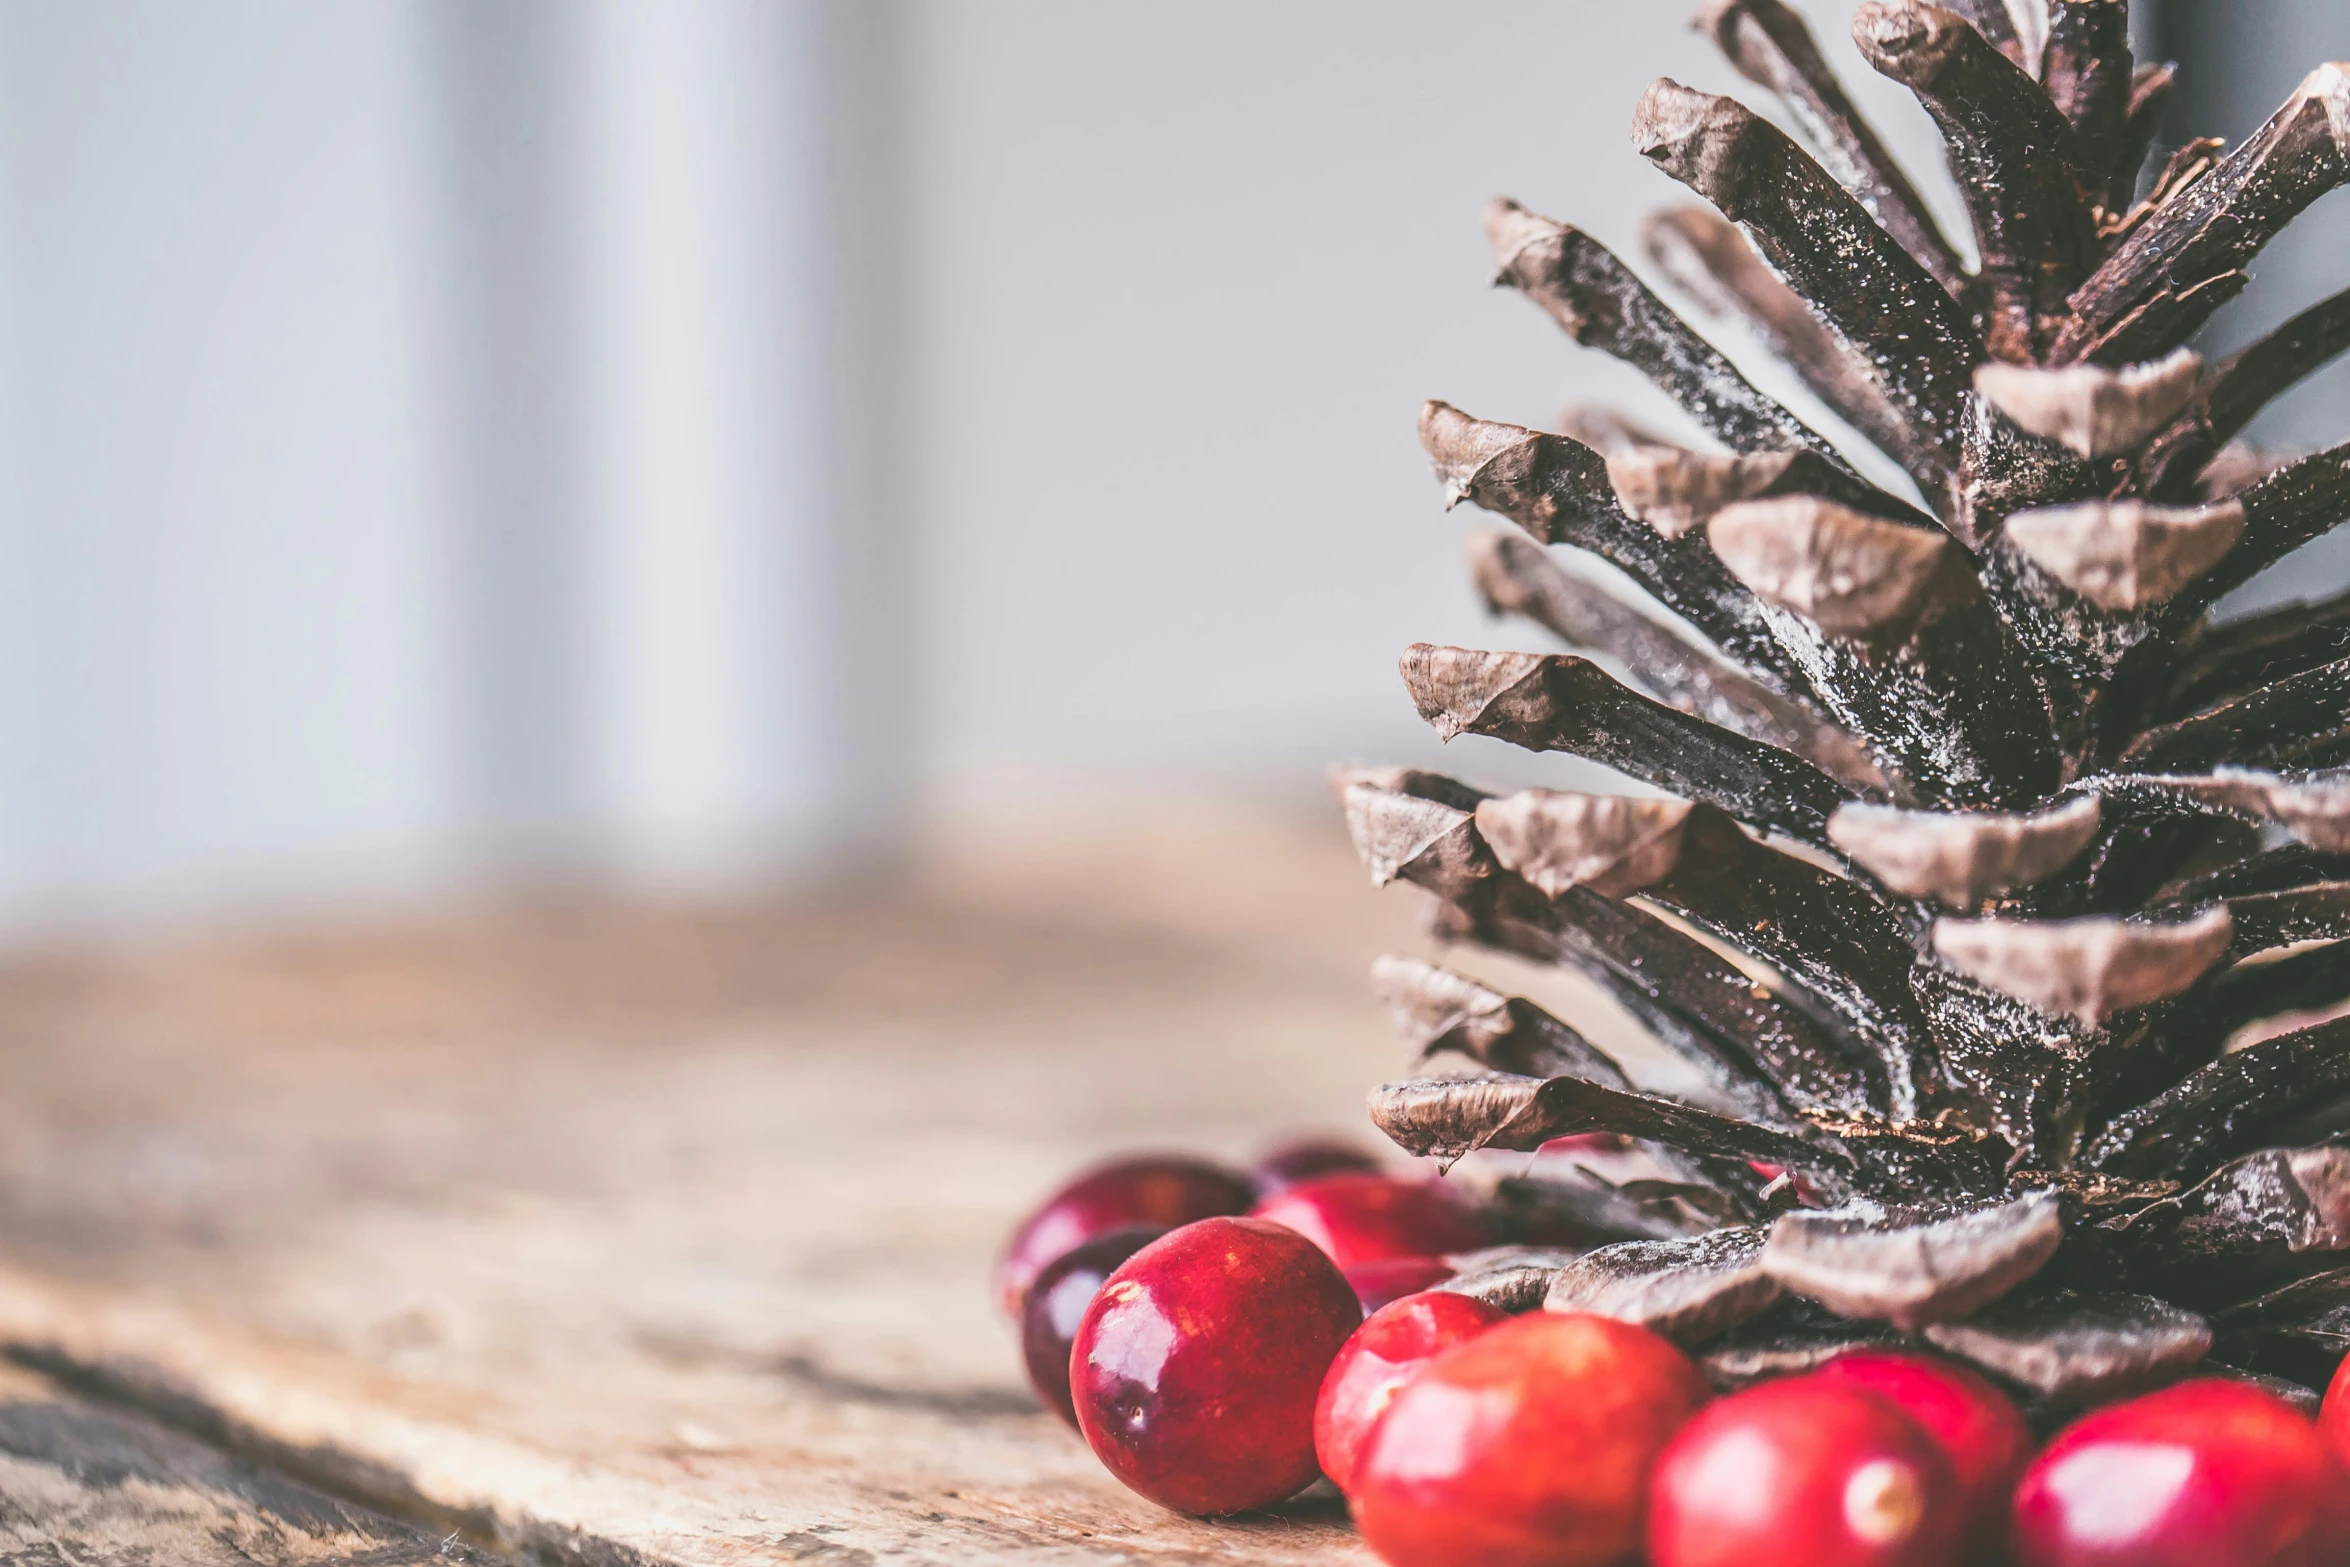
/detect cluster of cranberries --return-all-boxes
[1000,1144,2350,1566]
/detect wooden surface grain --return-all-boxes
[0,794,1633,1564]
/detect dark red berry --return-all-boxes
[1018,1224,1164,1427]
[1648,1376,1965,1567]
[1344,1255,1456,1314]
[1248,1171,1487,1272]
[995,1154,1253,1317]
[2014,1378,2350,1567]
[1815,1349,2030,1558]
[1352,1311,1710,1567]
[1313,1289,1505,1497]
[1251,1135,1385,1194]
[2320,1351,2350,1468]
[1070,1216,1361,1515]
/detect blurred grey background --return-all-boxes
[0,0,2338,928]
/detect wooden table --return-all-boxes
[0,796,1608,1564]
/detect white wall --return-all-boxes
[903,0,1964,792]
[0,0,894,925]
[0,1,456,919]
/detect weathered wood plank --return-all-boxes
[0,802,1609,1564]
[0,1359,490,1565]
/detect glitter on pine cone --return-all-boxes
[1343,0,2350,1411]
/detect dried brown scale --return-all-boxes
[1371,954,1632,1085]
[2156,846,2350,909]
[1921,1290,2214,1406]
[1399,644,1854,843]
[1532,800,1936,1113]
[2042,1,2134,185]
[1700,1312,1904,1389]
[1419,403,1812,687]
[1976,352,2204,463]
[1794,1109,2012,1198]
[2211,1270,2350,1382]
[1698,0,1969,297]
[2071,814,2262,919]
[2085,1015,2350,1180]
[1340,772,1867,1130]
[1484,202,1853,470]
[1542,1229,1784,1342]
[2120,655,2350,774]
[1640,208,1926,473]
[1633,79,1981,481]
[1760,1190,2065,1329]
[2141,287,2350,501]
[2086,776,2350,862]
[1436,1248,1589,1313]
[1491,875,1892,1121]
[2209,1365,2326,1417]
[1454,895,1810,1135]
[2182,440,2350,615]
[1932,906,2236,1027]
[1482,1175,1739,1254]
[1709,500,1964,641]
[1974,539,2163,705]
[1829,795,2102,911]
[2005,499,2247,615]
[1607,444,1932,536]
[1703,497,2064,803]
[2164,610,2350,719]
[2059,65,2350,365]
[1936,0,2026,69]
[1746,576,2064,808]
[2176,942,2350,1047]
[1462,528,1888,793]
[1854,0,2098,363]
[1953,394,2105,557]
[2204,883,2350,958]
[1368,1072,1844,1174]
[1419,413,2049,803]
[1909,961,2107,1170]
[1553,402,1672,457]
[2095,1144,2350,1306]
[2109,63,2178,215]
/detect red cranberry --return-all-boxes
[1249,1171,1487,1272]
[1648,1376,1965,1567]
[994,1154,1253,1316]
[1070,1216,1360,1515]
[1313,1289,1505,1497]
[1816,1349,2030,1557]
[1352,1311,1710,1567]
[2320,1351,2350,1468]
[1019,1224,1164,1427]
[1345,1254,1456,1313]
[1252,1135,1385,1193]
[2013,1378,2350,1567]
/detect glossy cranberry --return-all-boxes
[1313,1289,1505,1497]
[1070,1215,1361,1515]
[1352,1311,1710,1567]
[1816,1349,2031,1557]
[1018,1224,1164,1426]
[1649,1376,1964,1567]
[1345,1254,1456,1313]
[1249,1171,1488,1273]
[2013,1378,2350,1567]
[2320,1350,2350,1468]
[994,1154,1253,1316]
[1251,1135,1385,1193]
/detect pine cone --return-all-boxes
[1345,0,2350,1414]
